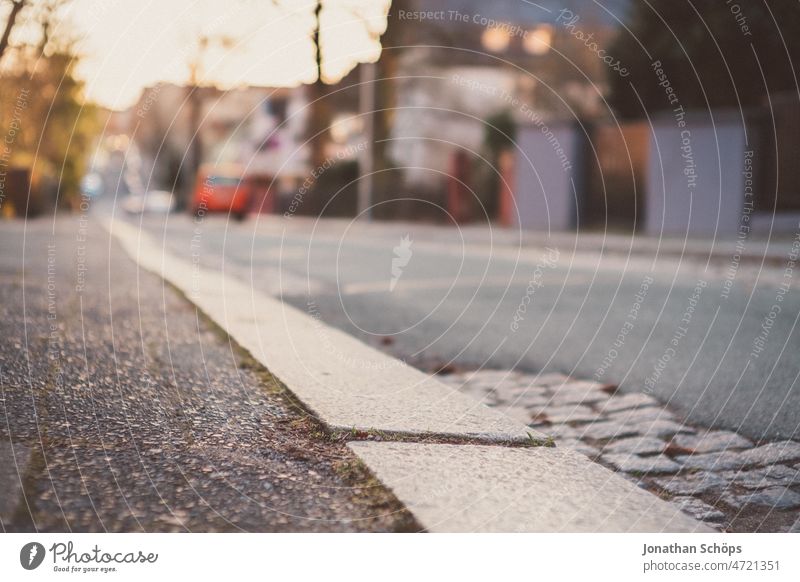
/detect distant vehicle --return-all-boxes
[191,165,251,221]
[80,173,103,198]
[121,190,175,215]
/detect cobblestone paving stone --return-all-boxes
[602,453,681,475]
[441,369,800,532]
[735,487,800,510]
[604,436,665,456]
[653,472,729,496]
[671,497,726,523]
[672,431,752,454]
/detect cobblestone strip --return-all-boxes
[439,370,800,533]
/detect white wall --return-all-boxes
[513,122,579,231]
[390,66,519,188]
[646,113,746,237]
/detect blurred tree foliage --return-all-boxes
[0,0,99,212]
[483,110,517,153]
[470,110,516,219]
[609,0,800,118]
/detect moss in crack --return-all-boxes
[173,282,556,450]
[531,433,556,447]
[326,427,555,448]
[180,294,312,415]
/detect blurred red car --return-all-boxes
[192,165,251,221]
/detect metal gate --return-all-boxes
[582,121,649,232]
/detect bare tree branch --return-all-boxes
[0,0,27,64]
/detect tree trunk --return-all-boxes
[182,84,202,211]
[371,0,409,213]
[307,0,330,172]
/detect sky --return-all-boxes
[64,0,389,110]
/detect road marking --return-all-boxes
[341,274,594,295]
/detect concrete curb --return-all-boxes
[102,218,541,443]
[349,441,714,532]
[103,217,711,532]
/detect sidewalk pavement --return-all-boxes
[262,214,800,266]
[0,217,415,532]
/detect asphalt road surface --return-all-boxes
[127,209,800,443]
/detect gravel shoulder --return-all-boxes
[0,217,417,532]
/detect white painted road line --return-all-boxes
[348,441,713,533]
[341,274,594,296]
[104,218,542,443]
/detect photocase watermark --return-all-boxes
[726,0,753,37]
[397,8,527,39]
[306,298,404,371]
[556,9,629,77]
[0,87,30,210]
[510,246,560,332]
[75,193,91,293]
[21,540,159,573]
[644,279,707,393]
[46,243,60,360]
[189,176,213,299]
[135,7,242,117]
[594,274,654,380]
[721,149,755,300]
[136,84,163,118]
[45,241,67,400]
[285,141,367,218]
[652,60,697,191]
[20,542,46,570]
[390,235,413,292]
[750,226,800,360]
[451,74,573,172]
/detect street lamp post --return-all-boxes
[357,61,375,220]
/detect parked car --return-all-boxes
[191,165,251,221]
[80,172,104,198]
